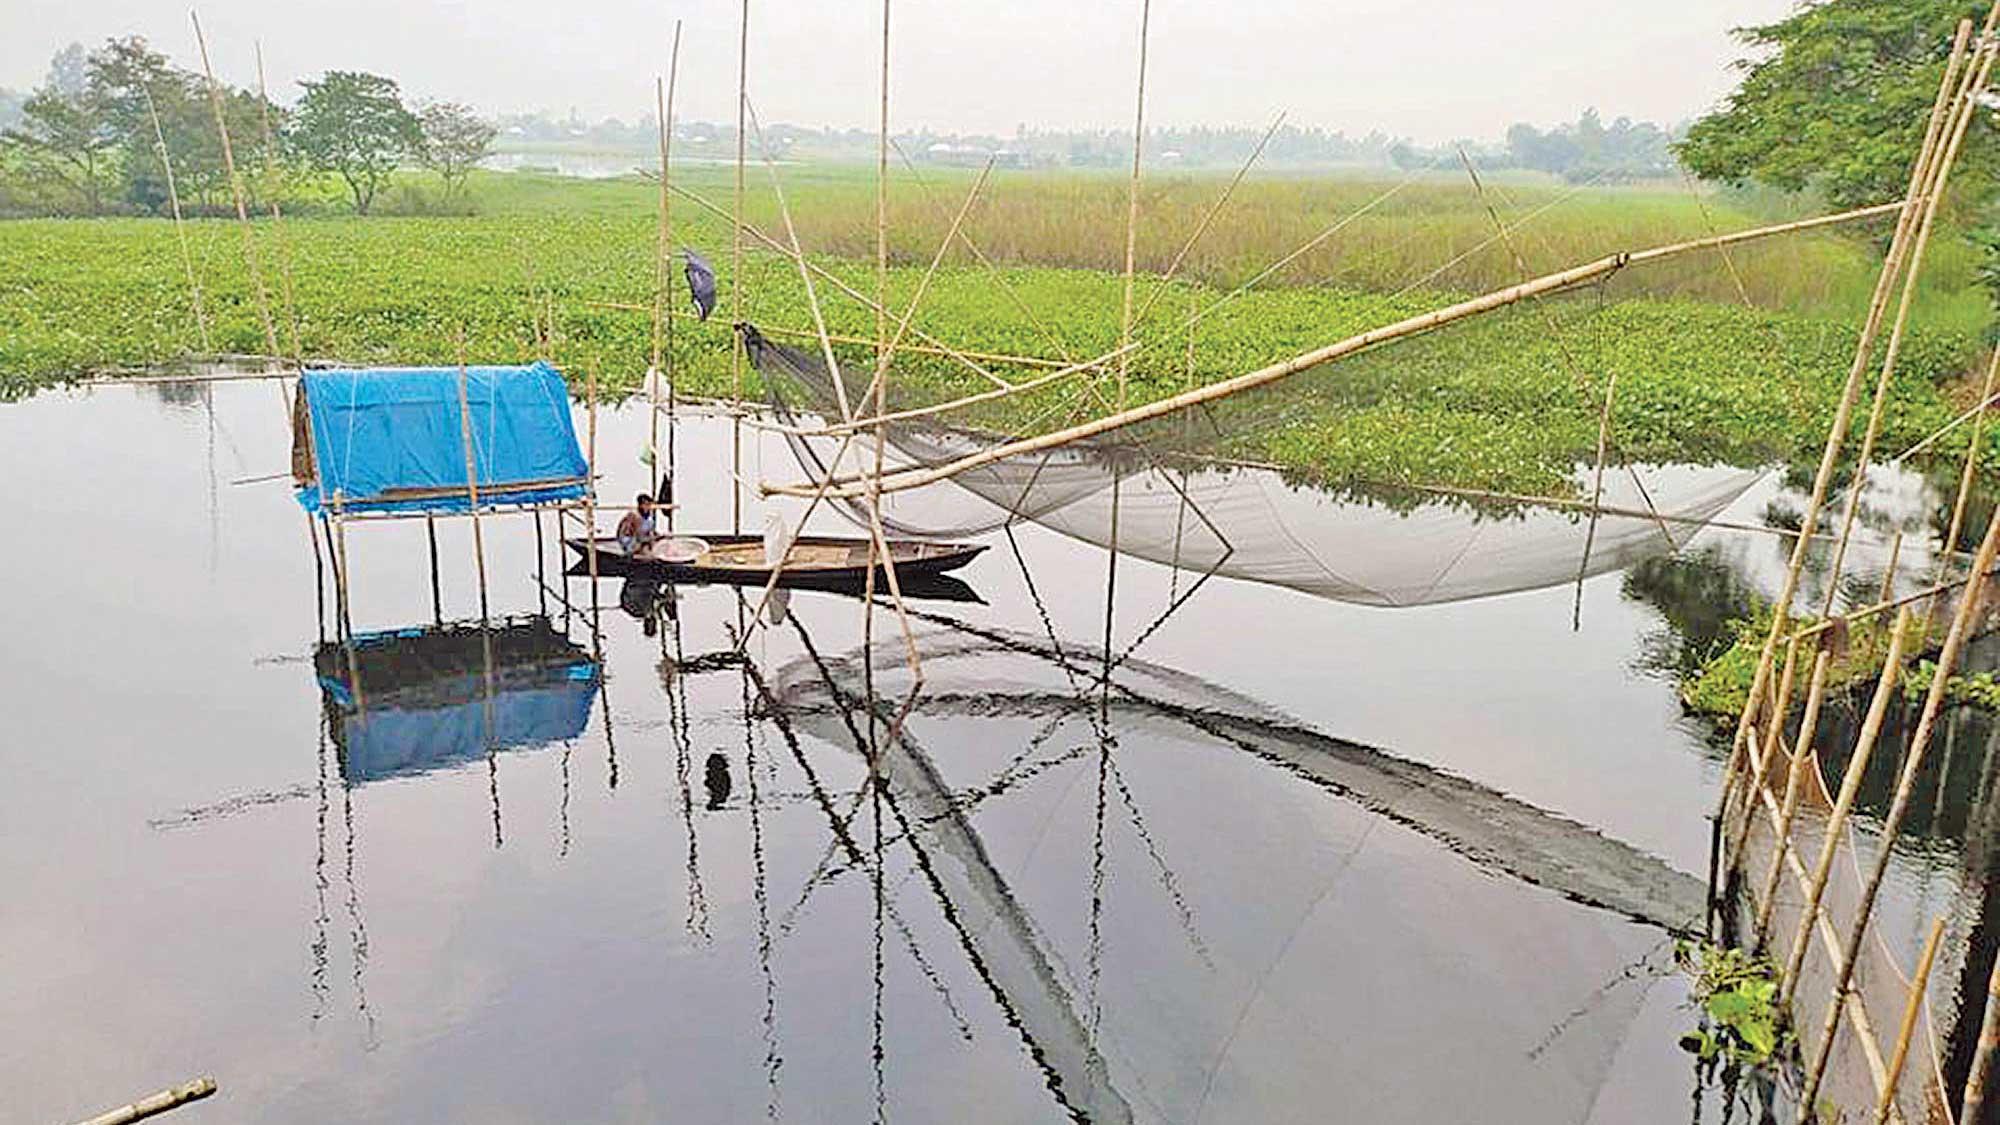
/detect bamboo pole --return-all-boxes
[252,42,304,369]
[759,199,1912,500]
[1780,609,1911,1005]
[142,84,210,353]
[189,13,283,381]
[427,512,442,625]
[1820,24,1997,619]
[1130,111,1285,326]
[1880,530,1904,606]
[74,1076,216,1125]
[1874,917,1946,1124]
[1961,947,2000,1123]
[733,0,749,534]
[1573,369,1620,630]
[454,337,490,625]
[1728,636,1799,865]
[742,343,1134,439]
[745,98,856,421]
[1799,479,2000,1111]
[586,361,600,599]
[1697,25,1971,811]
[1922,344,2000,638]
[1753,647,1832,949]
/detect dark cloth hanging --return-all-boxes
[684,248,718,321]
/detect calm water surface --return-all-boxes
[0,378,1984,1122]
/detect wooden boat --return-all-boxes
[563,533,987,589]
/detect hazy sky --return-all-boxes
[2,1,1796,142]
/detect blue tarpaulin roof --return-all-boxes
[295,362,588,515]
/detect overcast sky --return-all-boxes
[2,1,1796,142]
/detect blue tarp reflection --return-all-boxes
[315,617,598,785]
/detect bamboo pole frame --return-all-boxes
[1798,470,2000,1112]
[760,200,1908,501]
[1722,20,1970,828]
[1819,24,1998,620]
[1779,609,1911,1006]
[1752,647,1831,949]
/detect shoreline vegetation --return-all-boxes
[2,167,1994,498]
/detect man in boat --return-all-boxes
[616,493,662,557]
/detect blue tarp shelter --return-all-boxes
[294,363,588,515]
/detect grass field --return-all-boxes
[1,164,1992,493]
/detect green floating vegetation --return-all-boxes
[1675,939,1791,1076]
[0,168,1990,495]
[1680,609,1917,720]
[1903,660,2000,710]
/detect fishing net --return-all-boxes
[1729,741,1958,1123]
[741,270,1774,608]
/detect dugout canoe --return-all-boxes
[563,533,987,588]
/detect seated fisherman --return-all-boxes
[616,493,661,555]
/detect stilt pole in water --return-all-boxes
[426,512,442,625]
[454,334,490,625]
[535,507,548,618]
[73,1075,216,1125]
[1876,918,1946,1124]
[308,511,326,644]
[586,361,600,624]
[732,0,749,534]
[1961,945,2000,1123]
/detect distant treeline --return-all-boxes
[493,109,1682,180]
[0,38,495,217]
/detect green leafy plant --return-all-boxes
[1675,939,1790,1075]
[1903,660,2000,708]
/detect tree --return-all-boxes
[416,101,495,200]
[290,71,418,214]
[1676,1,1993,206]
[0,45,116,214]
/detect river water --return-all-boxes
[1,377,1991,1122]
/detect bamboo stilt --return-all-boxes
[1573,369,1620,630]
[586,361,600,615]
[1874,918,1946,1124]
[74,1076,216,1125]
[454,336,490,625]
[426,512,442,624]
[1780,609,1911,1005]
[1728,637,1799,866]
